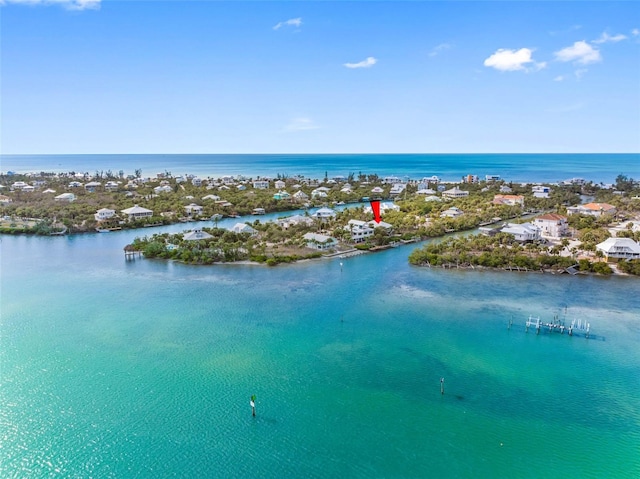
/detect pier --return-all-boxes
[524,315,590,338]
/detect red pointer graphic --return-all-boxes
[370,199,381,223]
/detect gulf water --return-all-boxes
[2,153,639,184]
[1,154,640,477]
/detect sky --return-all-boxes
[1,0,639,154]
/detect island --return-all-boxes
[1,170,639,274]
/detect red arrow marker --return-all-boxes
[370,199,381,223]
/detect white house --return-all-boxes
[183,229,213,241]
[303,232,338,251]
[11,181,29,190]
[424,195,442,202]
[121,204,153,220]
[440,207,464,218]
[105,181,120,192]
[274,180,286,189]
[94,208,116,221]
[253,180,270,189]
[184,203,203,216]
[534,214,569,238]
[293,190,309,201]
[371,186,384,194]
[532,185,550,198]
[311,190,327,199]
[277,214,315,229]
[0,195,13,203]
[389,184,406,196]
[363,202,400,214]
[416,188,436,195]
[202,194,221,201]
[312,207,336,219]
[500,223,541,242]
[346,219,374,243]
[442,187,469,199]
[596,238,640,261]
[499,185,513,194]
[154,185,173,194]
[55,193,76,202]
[85,181,102,192]
[231,223,257,235]
[237,184,246,191]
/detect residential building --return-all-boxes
[253,180,269,189]
[500,222,541,242]
[492,195,525,207]
[442,187,469,199]
[312,207,336,219]
[303,232,338,251]
[273,191,290,200]
[566,203,617,217]
[121,204,153,220]
[596,238,640,260]
[184,204,203,216]
[274,180,286,189]
[440,207,463,218]
[532,185,550,198]
[55,193,76,202]
[534,214,569,238]
[183,229,213,241]
[94,208,116,221]
[346,220,374,243]
[231,223,257,235]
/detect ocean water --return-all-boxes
[2,153,639,184]
[1,229,639,478]
[1,154,640,478]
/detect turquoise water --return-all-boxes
[1,229,639,478]
[2,153,639,184]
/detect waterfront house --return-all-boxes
[252,180,269,189]
[462,175,478,184]
[55,193,76,202]
[486,175,501,182]
[311,190,327,199]
[442,187,469,199]
[567,203,617,217]
[303,232,338,251]
[252,208,266,215]
[363,202,400,214]
[596,238,640,261]
[277,215,315,229]
[183,229,213,241]
[500,222,541,242]
[121,204,153,220]
[492,195,525,207]
[312,207,336,219]
[346,220,374,243]
[534,214,569,238]
[184,204,203,216]
[95,208,116,221]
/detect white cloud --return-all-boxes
[545,102,585,113]
[554,75,565,82]
[343,57,378,69]
[554,41,601,64]
[273,17,302,30]
[483,48,545,72]
[1,0,100,9]
[593,32,627,44]
[428,43,452,57]
[284,118,319,132]
[632,28,640,37]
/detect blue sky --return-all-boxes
[1,1,639,154]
